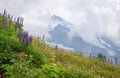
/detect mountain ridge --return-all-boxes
[48,15,112,56]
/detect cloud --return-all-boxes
[0,0,120,47]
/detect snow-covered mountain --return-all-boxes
[97,36,120,56]
[47,15,120,56]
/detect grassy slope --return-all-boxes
[0,13,120,78]
[33,39,120,78]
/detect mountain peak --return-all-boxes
[51,15,64,21]
[49,15,73,29]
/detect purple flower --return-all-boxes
[1,17,5,30]
[29,36,32,43]
[18,30,32,46]
[10,15,13,21]
[17,17,20,23]
[9,15,13,25]
[20,17,24,24]
[3,9,7,17]
[8,14,10,19]
[25,31,28,38]
[14,22,17,31]
[14,17,16,22]
[25,36,32,46]
[18,29,23,39]
[98,53,106,59]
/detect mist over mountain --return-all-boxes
[47,15,120,56]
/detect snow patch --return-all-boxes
[99,38,112,47]
[45,42,74,51]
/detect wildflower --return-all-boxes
[17,30,32,47]
[17,17,20,23]
[3,9,7,17]
[29,36,32,43]
[98,53,106,59]
[9,15,13,25]
[2,16,5,30]
[1,9,7,30]
[20,17,24,24]
[7,14,10,19]
[14,17,16,22]
[18,29,23,39]
[25,31,28,38]
[14,22,17,31]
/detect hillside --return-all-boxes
[0,10,120,78]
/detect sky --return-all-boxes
[0,0,120,47]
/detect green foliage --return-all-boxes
[26,46,48,67]
[0,29,26,52]
[1,58,32,78]
[2,61,70,78]
[0,51,18,65]
[40,64,68,78]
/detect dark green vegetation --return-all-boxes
[0,10,120,78]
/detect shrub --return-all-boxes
[1,59,31,78]
[26,46,48,67]
[40,64,70,78]
[0,51,18,65]
[0,32,26,52]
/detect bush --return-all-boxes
[0,33,26,52]
[0,51,18,65]
[2,59,31,78]
[39,64,70,78]
[26,46,48,67]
